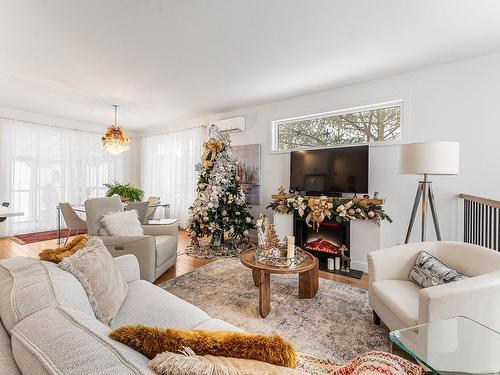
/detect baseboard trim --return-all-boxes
[351,260,368,273]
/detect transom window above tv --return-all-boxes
[271,101,403,152]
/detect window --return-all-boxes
[141,126,205,228]
[272,101,403,151]
[0,119,127,234]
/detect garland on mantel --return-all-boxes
[267,186,392,230]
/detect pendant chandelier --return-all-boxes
[102,105,131,155]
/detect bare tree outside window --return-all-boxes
[275,104,401,151]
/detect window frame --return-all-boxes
[270,100,405,153]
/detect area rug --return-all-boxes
[13,229,86,244]
[160,258,390,362]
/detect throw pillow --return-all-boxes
[329,351,424,375]
[409,251,469,288]
[59,237,128,324]
[100,210,144,236]
[39,235,89,263]
[149,348,298,375]
[110,325,297,368]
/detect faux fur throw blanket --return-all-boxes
[110,325,297,368]
[39,235,89,263]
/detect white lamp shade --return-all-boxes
[399,141,460,175]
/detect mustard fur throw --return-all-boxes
[110,325,297,368]
[39,235,89,263]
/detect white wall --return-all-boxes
[141,52,500,248]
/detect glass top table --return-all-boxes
[390,316,500,374]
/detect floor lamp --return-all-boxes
[399,141,460,243]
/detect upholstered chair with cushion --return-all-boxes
[85,197,178,282]
[368,241,500,331]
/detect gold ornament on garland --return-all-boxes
[305,196,333,230]
[202,138,224,170]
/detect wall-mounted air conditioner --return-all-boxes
[212,116,246,132]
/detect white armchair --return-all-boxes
[368,241,500,331]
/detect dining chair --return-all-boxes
[0,202,10,223]
[145,196,160,220]
[125,201,149,224]
[59,202,88,245]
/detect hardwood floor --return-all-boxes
[0,230,368,289]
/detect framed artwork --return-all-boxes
[233,144,261,205]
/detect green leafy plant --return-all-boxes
[104,181,144,202]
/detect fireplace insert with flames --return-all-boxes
[294,216,363,279]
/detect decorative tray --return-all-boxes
[255,246,305,268]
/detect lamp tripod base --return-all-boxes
[404,174,442,244]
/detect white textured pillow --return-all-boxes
[59,237,128,325]
[101,210,144,236]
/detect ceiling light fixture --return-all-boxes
[102,105,130,155]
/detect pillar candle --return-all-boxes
[327,258,335,271]
[286,236,295,258]
[335,257,341,271]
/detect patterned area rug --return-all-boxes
[13,229,86,244]
[160,258,390,362]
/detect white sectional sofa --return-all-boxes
[0,255,240,374]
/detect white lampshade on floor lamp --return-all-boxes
[399,141,460,243]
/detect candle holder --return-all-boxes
[255,245,305,268]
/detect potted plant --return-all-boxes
[104,181,145,203]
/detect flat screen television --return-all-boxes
[290,145,369,195]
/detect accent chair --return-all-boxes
[84,196,178,282]
[368,241,500,331]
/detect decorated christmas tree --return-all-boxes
[187,126,255,248]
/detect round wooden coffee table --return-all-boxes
[240,249,319,318]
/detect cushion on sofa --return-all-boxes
[370,280,420,328]
[59,237,128,325]
[110,325,297,367]
[0,320,21,375]
[11,306,154,375]
[155,236,178,267]
[0,257,95,334]
[112,280,210,329]
[149,349,299,375]
[409,251,469,288]
[39,235,89,264]
[101,210,144,236]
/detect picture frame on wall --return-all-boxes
[233,144,261,205]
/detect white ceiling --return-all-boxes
[2,0,500,130]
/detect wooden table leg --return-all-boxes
[258,270,271,318]
[252,269,259,287]
[299,257,319,299]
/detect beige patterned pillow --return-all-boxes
[59,237,128,324]
[149,348,298,375]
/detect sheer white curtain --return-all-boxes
[141,126,205,228]
[0,119,128,234]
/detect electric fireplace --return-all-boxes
[293,215,363,279]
